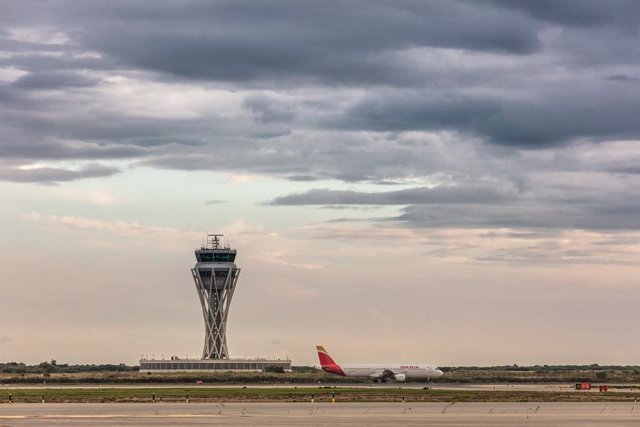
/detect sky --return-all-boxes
[0,1,639,367]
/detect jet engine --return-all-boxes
[394,374,406,382]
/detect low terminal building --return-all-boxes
[139,357,292,373]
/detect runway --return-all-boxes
[1,402,638,426]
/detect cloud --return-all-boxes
[21,211,41,220]
[490,0,640,27]
[10,70,100,90]
[338,88,640,148]
[299,222,640,265]
[605,74,639,82]
[2,1,638,166]
[260,249,324,271]
[268,184,516,206]
[269,161,640,231]
[47,215,181,235]
[395,199,640,231]
[0,163,119,184]
[22,212,202,251]
[68,1,541,84]
[243,94,294,124]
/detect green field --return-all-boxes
[2,366,640,385]
[2,387,637,403]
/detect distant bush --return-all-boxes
[263,366,285,373]
[1,361,138,374]
[291,366,317,373]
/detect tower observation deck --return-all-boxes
[191,234,240,359]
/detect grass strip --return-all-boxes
[2,387,636,403]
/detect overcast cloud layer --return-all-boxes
[2,0,639,232]
[1,0,639,365]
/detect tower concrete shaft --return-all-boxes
[191,234,240,359]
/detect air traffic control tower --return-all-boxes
[139,233,291,372]
[192,233,239,359]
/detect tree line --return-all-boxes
[1,361,138,374]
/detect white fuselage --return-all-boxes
[339,364,442,380]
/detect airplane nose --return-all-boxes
[436,369,444,376]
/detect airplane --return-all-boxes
[316,345,443,383]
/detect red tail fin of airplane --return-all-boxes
[316,345,346,376]
[316,345,337,366]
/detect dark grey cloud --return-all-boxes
[490,0,640,27]
[269,171,640,231]
[338,88,640,148]
[142,131,454,182]
[0,51,110,75]
[611,165,640,175]
[286,175,321,182]
[75,1,540,84]
[10,71,99,90]
[268,185,515,206]
[0,134,151,161]
[243,95,294,124]
[605,75,640,82]
[396,197,640,231]
[0,163,119,184]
